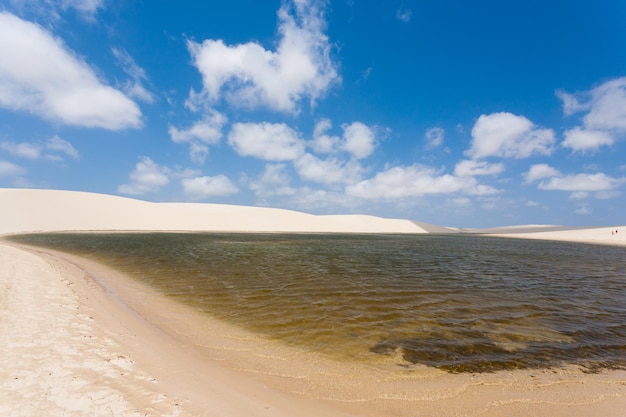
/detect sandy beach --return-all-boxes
[2,188,626,416]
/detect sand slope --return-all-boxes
[0,188,427,235]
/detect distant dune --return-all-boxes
[0,188,429,235]
[2,188,624,246]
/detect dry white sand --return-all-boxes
[2,188,626,416]
[483,225,626,247]
[0,188,427,235]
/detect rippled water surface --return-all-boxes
[9,233,626,373]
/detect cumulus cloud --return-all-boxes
[525,163,626,195]
[557,77,626,150]
[169,111,227,163]
[425,127,444,149]
[228,122,305,161]
[118,157,170,195]
[538,173,625,192]
[524,164,561,184]
[310,118,340,153]
[556,89,589,116]
[561,127,614,152]
[341,121,376,159]
[248,163,296,197]
[0,135,78,161]
[583,78,626,131]
[294,153,362,185]
[187,0,339,113]
[466,112,555,159]
[454,160,504,177]
[309,119,377,158]
[181,175,239,200]
[0,13,141,129]
[345,164,498,200]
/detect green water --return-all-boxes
[8,232,626,373]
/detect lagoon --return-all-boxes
[9,232,626,373]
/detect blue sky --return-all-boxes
[1,0,625,227]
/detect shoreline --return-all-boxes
[3,240,626,416]
[1,241,361,417]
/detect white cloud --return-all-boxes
[228,122,305,161]
[181,175,239,200]
[0,13,141,129]
[341,121,376,159]
[112,48,154,104]
[0,135,78,161]
[575,205,592,215]
[45,135,78,159]
[555,90,589,116]
[583,78,626,131]
[524,164,561,184]
[309,119,377,159]
[0,141,40,159]
[454,160,504,177]
[183,88,210,113]
[595,190,622,200]
[525,163,626,196]
[169,111,227,163]
[562,127,614,152]
[569,191,589,200]
[248,163,296,197]
[288,187,359,212]
[448,197,472,207]
[118,157,170,195]
[538,173,626,192]
[8,0,104,20]
[310,118,340,153]
[0,160,26,177]
[294,153,362,185]
[187,0,339,113]
[345,164,498,200]
[59,0,103,18]
[466,112,555,159]
[396,8,412,22]
[425,127,444,148]
[557,77,626,149]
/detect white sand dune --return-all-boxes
[2,188,624,246]
[480,225,626,246]
[0,188,427,235]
